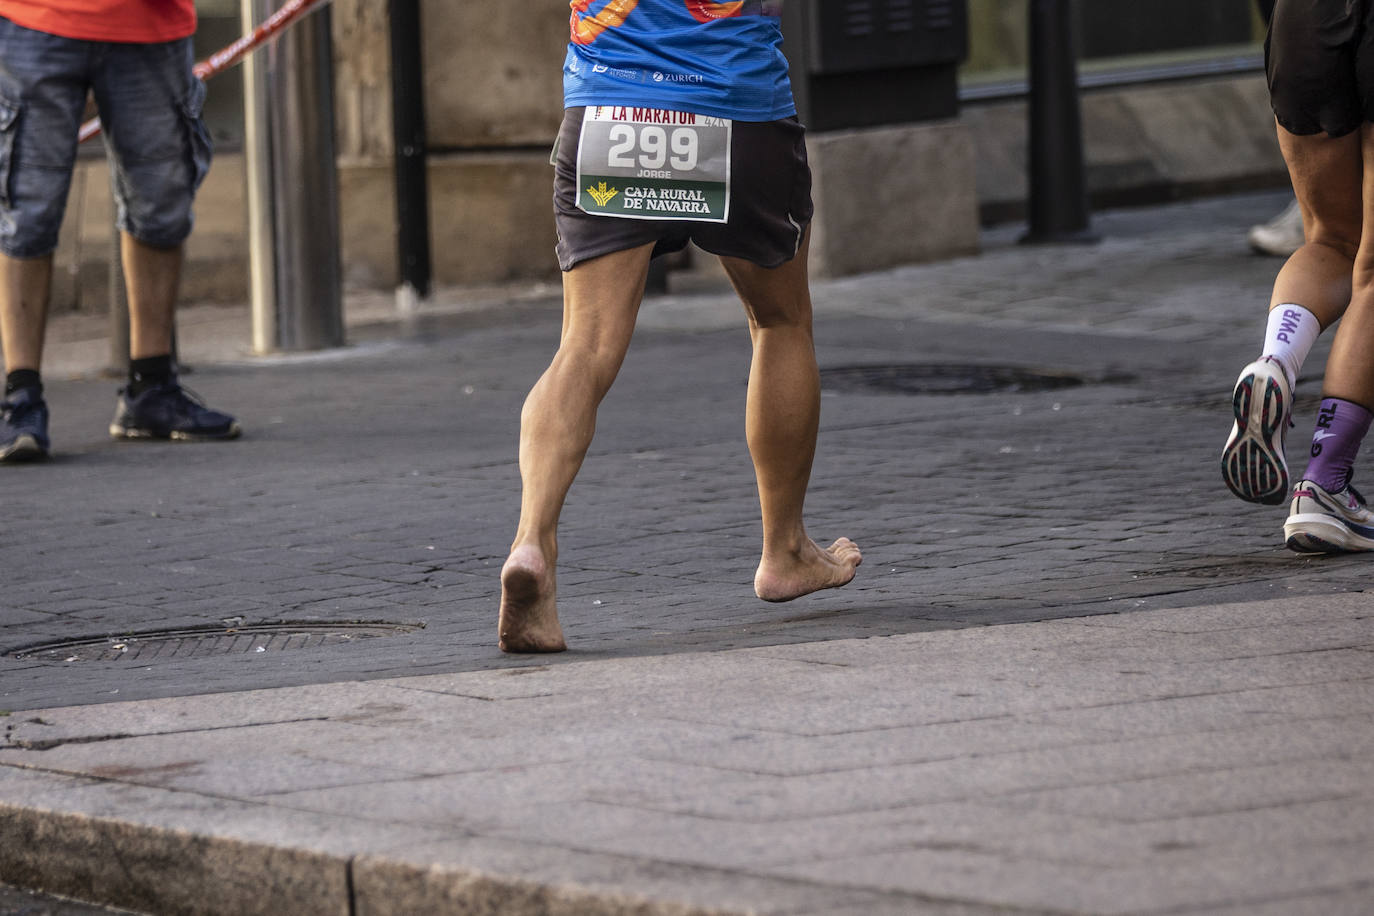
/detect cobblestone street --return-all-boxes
[1,192,1370,915]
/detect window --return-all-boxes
[961,0,1267,100]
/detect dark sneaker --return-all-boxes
[1221,356,1292,505]
[1284,479,1374,553]
[0,386,51,462]
[109,379,241,441]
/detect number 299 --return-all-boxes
[606,124,699,171]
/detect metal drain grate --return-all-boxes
[820,363,1088,396]
[11,621,423,663]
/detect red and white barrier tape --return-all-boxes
[78,0,334,143]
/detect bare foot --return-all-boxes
[754,537,862,602]
[499,544,567,653]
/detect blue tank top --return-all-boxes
[563,0,796,122]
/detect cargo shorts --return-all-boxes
[0,16,211,258]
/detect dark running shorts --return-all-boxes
[1267,0,1374,137]
[552,106,813,271]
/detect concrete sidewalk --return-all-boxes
[1,190,1371,914]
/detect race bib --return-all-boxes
[576,106,731,223]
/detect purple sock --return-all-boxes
[1302,398,1374,492]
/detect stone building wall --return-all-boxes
[49,2,1284,311]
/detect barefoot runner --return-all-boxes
[498,0,861,652]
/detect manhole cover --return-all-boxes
[820,363,1087,395]
[10,620,423,663]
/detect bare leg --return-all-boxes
[0,254,53,372]
[1222,124,1365,505]
[1322,123,1374,409]
[121,234,181,359]
[499,243,654,652]
[718,233,861,601]
[1270,123,1362,328]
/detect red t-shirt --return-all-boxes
[0,0,196,43]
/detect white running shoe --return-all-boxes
[1221,356,1292,505]
[1284,479,1374,553]
[1247,199,1304,257]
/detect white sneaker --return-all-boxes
[1284,479,1374,553]
[1221,356,1292,505]
[1247,199,1304,257]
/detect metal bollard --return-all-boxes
[1022,0,1098,244]
[241,0,344,353]
[107,220,129,375]
[388,0,432,315]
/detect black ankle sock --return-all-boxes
[5,369,41,396]
[128,355,174,396]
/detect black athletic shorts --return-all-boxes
[552,106,813,271]
[1267,0,1374,137]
